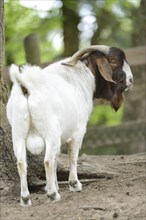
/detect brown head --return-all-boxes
[62,45,133,111]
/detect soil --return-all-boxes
[1,153,146,220]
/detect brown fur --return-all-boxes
[21,85,29,97]
[81,49,127,111]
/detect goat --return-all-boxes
[6,45,133,206]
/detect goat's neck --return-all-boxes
[43,60,95,115]
[60,61,95,115]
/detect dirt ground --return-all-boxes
[1,153,146,220]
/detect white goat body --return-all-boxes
[7,46,133,206]
[7,60,94,154]
[7,60,95,206]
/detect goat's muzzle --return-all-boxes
[125,78,134,91]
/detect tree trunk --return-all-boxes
[0,0,4,77]
[62,0,80,57]
[24,33,41,65]
[0,0,9,125]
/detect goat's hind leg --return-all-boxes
[13,139,31,206]
[9,91,31,206]
[68,141,82,192]
[68,126,86,192]
[44,138,61,202]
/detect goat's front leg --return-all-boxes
[44,139,61,202]
[68,126,86,192]
[13,140,31,207]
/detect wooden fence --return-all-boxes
[83,120,145,148]
[124,46,145,66]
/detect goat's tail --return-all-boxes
[10,65,45,155]
[9,64,30,96]
[9,64,23,84]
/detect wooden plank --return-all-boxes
[2,46,145,84]
[83,120,145,148]
[41,46,146,68]
[124,46,146,66]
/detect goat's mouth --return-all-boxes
[116,82,127,93]
[125,77,134,91]
[116,79,133,92]
[125,83,133,91]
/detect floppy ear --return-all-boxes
[95,57,116,84]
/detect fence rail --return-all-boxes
[83,120,145,148]
[2,46,146,83]
[41,46,146,68]
[124,46,146,66]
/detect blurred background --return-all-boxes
[4,0,145,155]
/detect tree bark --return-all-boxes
[0,0,4,77]
[0,0,9,125]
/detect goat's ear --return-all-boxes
[95,57,116,84]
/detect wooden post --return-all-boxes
[24,33,40,65]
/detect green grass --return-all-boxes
[89,104,124,127]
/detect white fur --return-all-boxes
[7,60,95,206]
[26,127,45,155]
[123,60,133,90]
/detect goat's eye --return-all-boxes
[110,58,118,67]
[110,59,116,64]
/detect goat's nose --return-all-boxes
[129,78,133,84]
[125,77,133,91]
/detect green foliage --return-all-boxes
[5,0,141,65]
[89,0,140,47]
[5,0,40,64]
[4,1,62,65]
[89,104,123,126]
[5,0,62,65]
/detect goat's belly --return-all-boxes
[60,119,79,144]
[61,128,75,144]
[26,128,45,155]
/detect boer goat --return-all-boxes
[7,45,133,206]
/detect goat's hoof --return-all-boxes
[69,180,82,192]
[20,196,32,207]
[47,192,61,202]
